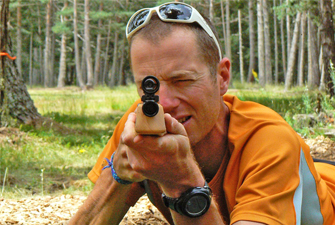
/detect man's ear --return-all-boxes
[217,57,231,96]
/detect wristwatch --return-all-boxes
[161,182,212,218]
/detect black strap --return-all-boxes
[143,179,155,205]
[313,158,335,166]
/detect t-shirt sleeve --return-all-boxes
[230,125,302,225]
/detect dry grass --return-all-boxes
[306,136,335,161]
[0,194,168,225]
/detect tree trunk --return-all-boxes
[285,12,301,90]
[103,20,112,85]
[247,0,256,82]
[0,0,42,125]
[273,0,279,84]
[119,36,126,86]
[225,0,231,60]
[238,9,244,83]
[51,17,56,86]
[319,47,325,91]
[226,0,233,87]
[209,0,214,21]
[4,51,42,124]
[73,0,85,88]
[57,1,68,88]
[319,0,335,97]
[16,0,22,78]
[29,32,33,87]
[109,32,119,87]
[81,47,87,82]
[84,0,94,88]
[286,0,291,65]
[263,0,272,84]
[307,12,320,88]
[94,2,103,86]
[37,4,43,86]
[33,47,39,85]
[257,0,265,86]
[220,0,227,57]
[44,0,53,87]
[297,11,307,86]
[57,34,67,88]
[280,0,287,76]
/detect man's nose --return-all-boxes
[158,84,180,113]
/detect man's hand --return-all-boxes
[119,112,205,197]
[112,113,147,184]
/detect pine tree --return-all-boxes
[0,0,42,125]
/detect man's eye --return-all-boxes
[177,79,192,83]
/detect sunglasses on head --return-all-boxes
[126,2,222,59]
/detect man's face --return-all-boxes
[131,28,225,146]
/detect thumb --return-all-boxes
[164,113,188,136]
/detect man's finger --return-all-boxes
[164,113,187,136]
[121,112,138,144]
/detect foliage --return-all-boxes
[90,11,113,20]
[5,0,334,90]
[56,7,73,17]
[273,0,316,18]
[52,22,71,34]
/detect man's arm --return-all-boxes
[123,113,228,224]
[70,110,147,224]
[68,168,132,224]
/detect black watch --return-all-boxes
[162,182,212,218]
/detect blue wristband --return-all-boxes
[103,152,133,185]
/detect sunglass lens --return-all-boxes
[127,9,150,34]
[159,3,192,20]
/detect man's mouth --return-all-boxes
[178,116,191,124]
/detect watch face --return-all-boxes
[185,194,209,216]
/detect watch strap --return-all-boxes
[162,181,212,217]
[162,193,179,211]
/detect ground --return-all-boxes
[0,194,168,225]
[306,136,335,161]
[0,128,334,224]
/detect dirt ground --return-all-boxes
[0,128,334,224]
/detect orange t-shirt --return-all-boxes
[88,95,335,225]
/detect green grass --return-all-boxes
[0,83,334,198]
[229,83,335,137]
[229,87,315,115]
[0,85,139,198]
[29,85,139,115]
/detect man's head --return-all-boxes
[130,26,230,147]
[126,2,222,80]
[127,2,230,147]
[128,3,231,147]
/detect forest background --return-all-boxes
[1,0,335,223]
[5,0,335,92]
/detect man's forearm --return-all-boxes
[69,169,132,225]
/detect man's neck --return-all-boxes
[192,102,230,181]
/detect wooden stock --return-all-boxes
[135,104,166,136]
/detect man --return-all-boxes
[70,2,335,225]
